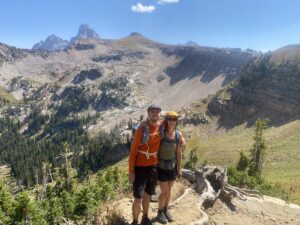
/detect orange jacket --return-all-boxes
[128,122,161,173]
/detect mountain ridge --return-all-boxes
[32,24,100,51]
[1,35,256,125]
[205,51,300,128]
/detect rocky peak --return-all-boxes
[32,34,69,51]
[0,43,28,64]
[130,32,143,37]
[32,24,100,50]
[70,24,100,43]
[185,41,199,46]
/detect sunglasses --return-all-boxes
[167,118,178,122]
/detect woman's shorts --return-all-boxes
[158,167,177,182]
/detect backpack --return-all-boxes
[131,121,165,159]
[131,121,164,144]
[158,129,181,170]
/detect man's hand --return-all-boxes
[129,172,135,184]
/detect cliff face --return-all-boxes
[163,46,254,85]
[207,48,300,126]
[0,43,29,64]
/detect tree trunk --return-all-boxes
[182,166,263,209]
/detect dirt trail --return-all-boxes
[114,179,300,225]
[116,179,206,225]
[209,196,300,225]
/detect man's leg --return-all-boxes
[142,192,151,216]
[141,166,158,225]
[132,197,142,223]
[132,166,146,224]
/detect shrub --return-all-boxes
[184,148,198,170]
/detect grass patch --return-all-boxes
[0,87,17,103]
[184,119,300,204]
[185,123,253,166]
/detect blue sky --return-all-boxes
[1,0,300,52]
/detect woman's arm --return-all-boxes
[177,132,185,177]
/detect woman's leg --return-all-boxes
[158,181,169,210]
[163,181,175,222]
[157,181,169,224]
[164,181,175,208]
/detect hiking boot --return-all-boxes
[131,220,138,225]
[156,210,168,224]
[163,208,174,222]
[141,216,153,225]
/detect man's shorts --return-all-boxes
[158,167,177,182]
[133,166,158,199]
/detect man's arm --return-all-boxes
[128,126,143,183]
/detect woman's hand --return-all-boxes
[177,168,182,178]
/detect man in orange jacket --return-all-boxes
[129,104,162,225]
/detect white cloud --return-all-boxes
[158,0,179,4]
[131,3,156,13]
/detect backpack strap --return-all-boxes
[137,121,158,160]
[159,124,165,140]
[135,120,150,144]
[141,122,150,144]
[175,130,180,145]
[175,130,181,161]
[138,147,157,160]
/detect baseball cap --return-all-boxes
[166,111,179,118]
[147,104,161,111]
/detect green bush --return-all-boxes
[184,148,198,170]
[236,151,249,171]
[228,155,289,201]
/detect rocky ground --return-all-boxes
[113,179,300,225]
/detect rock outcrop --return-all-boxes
[70,23,100,44]
[32,34,68,51]
[207,52,300,126]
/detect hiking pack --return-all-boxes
[131,121,181,167]
[158,130,180,170]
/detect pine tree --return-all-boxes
[12,191,47,225]
[43,185,63,225]
[236,151,249,171]
[249,119,268,176]
[0,183,13,224]
[60,190,75,221]
[74,186,96,218]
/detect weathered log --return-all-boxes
[183,166,263,210]
[182,168,195,182]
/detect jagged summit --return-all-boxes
[32,34,68,51]
[185,41,199,46]
[32,24,100,51]
[70,24,100,43]
[130,32,143,37]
